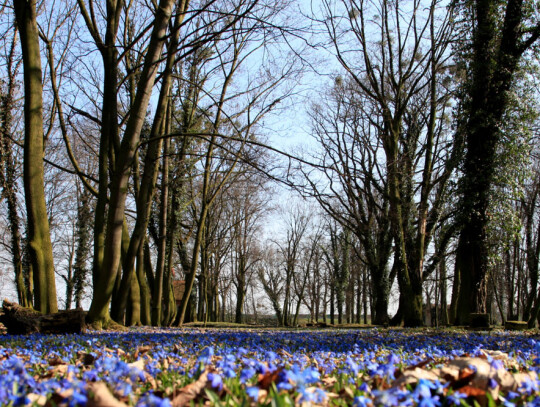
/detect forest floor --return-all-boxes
[0,327,538,406]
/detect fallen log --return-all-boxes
[0,300,86,335]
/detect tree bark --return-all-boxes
[456,0,532,322]
[87,0,176,328]
[0,29,30,308]
[14,0,58,314]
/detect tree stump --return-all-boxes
[504,320,528,331]
[469,313,490,328]
[0,300,86,335]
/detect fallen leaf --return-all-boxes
[459,385,486,397]
[322,376,337,386]
[257,369,281,390]
[77,351,96,366]
[479,349,508,361]
[171,371,209,407]
[86,382,128,407]
[134,345,152,359]
[513,372,537,389]
[26,393,46,406]
[458,367,476,381]
[392,367,440,387]
[405,358,433,371]
[44,389,74,407]
[128,358,145,371]
[48,356,65,366]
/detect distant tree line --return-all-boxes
[0,0,540,328]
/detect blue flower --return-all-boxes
[346,357,360,376]
[301,367,320,384]
[69,390,88,407]
[446,391,467,405]
[207,373,223,391]
[388,353,400,365]
[353,395,370,407]
[137,393,172,407]
[277,369,296,391]
[246,386,259,401]
[240,367,256,383]
[197,347,214,365]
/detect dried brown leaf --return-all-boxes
[171,371,209,407]
[77,351,96,366]
[459,385,486,397]
[86,382,128,407]
[134,345,152,359]
[391,367,440,388]
[128,358,145,371]
[48,356,65,366]
[257,369,281,390]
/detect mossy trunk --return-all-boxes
[14,0,57,314]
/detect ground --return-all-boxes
[0,327,539,406]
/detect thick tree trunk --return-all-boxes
[14,0,57,314]
[456,0,529,323]
[370,266,389,325]
[87,0,175,328]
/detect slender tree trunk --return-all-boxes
[152,126,171,326]
[235,254,246,324]
[126,266,141,326]
[136,243,151,325]
[0,32,29,308]
[440,258,448,326]
[14,0,58,314]
[74,187,92,309]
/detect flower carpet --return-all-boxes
[0,327,539,406]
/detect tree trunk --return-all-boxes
[74,187,92,309]
[439,258,449,326]
[14,0,58,314]
[136,243,151,325]
[0,31,30,308]
[456,0,531,322]
[114,1,186,319]
[370,265,389,325]
[126,266,141,326]
[152,129,171,326]
[235,254,246,324]
[87,0,176,328]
